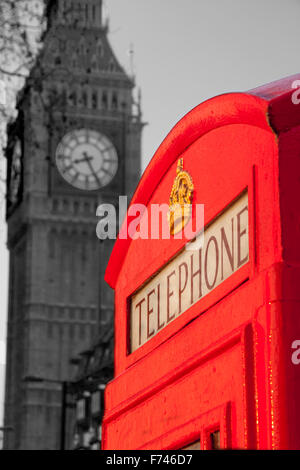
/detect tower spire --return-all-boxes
[47,0,104,29]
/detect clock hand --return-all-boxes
[82,152,101,185]
[73,154,94,164]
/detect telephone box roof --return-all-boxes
[105,73,300,289]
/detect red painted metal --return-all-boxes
[102,74,300,450]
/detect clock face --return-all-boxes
[55,129,118,190]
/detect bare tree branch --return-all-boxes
[0,0,46,196]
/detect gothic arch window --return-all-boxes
[120,93,128,111]
[76,2,82,21]
[59,39,66,53]
[71,52,78,69]
[81,232,88,262]
[49,37,59,55]
[76,87,81,107]
[79,37,86,56]
[60,86,67,106]
[84,202,91,213]
[69,324,74,340]
[77,88,83,107]
[66,1,73,24]
[76,85,82,107]
[62,0,68,23]
[112,91,118,110]
[89,325,94,340]
[48,86,58,105]
[73,201,79,214]
[52,199,59,212]
[63,199,69,211]
[80,325,85,340]
[82,89,88,108]
[68,89,77,107]
[48,230,56,259]
[92,90,98,109]
[70,1,76,23]
[47,323,53,339]
[109,59,116,72]
[91,54,97,72]
[96,39,104,58]
[102,91,108,110]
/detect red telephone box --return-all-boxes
[102,75,300,450]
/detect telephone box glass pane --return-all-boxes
[182,441,200,450]
[210,430,220,450]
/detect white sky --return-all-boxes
[1,0,300,424]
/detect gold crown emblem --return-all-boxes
[167,158,194,235]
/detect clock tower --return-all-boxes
[3,0,143,449]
